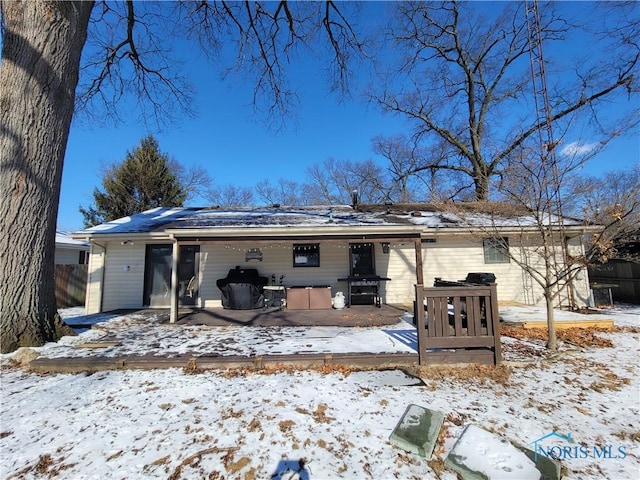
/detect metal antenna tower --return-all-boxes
[525,0,573,308]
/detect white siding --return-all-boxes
[362,236,567,308]
[567,237,591,306]
[85,243,105,314]
[101,242,147,311]
[89,235,591,311]
[55,247,87,265]
[419,235,591,308]
[381,243,417,305]
[422,236,534,306]
[199,243,351,308]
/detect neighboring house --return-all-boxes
[72,204,598,319]
[55,231,90,265]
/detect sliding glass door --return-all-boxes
[143,244,200,307]
[143,244,173,307]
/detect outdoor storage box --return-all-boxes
[286,287,310,310]
[309,286,332,309]
[286,286,332,310]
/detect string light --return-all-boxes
[219,242,409,252]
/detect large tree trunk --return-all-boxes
[0,1,93,353]
[473,169,490,201]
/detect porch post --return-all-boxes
[489,283,502,365]
[415,283,427,366]
[414,237,427,365]
[170,239,180,324]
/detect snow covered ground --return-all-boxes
[1,305,638,479]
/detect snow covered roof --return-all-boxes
[56,230,90,248]
[74,204,590,237]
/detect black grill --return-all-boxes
[434,272,496,287]
[216,266,268,310]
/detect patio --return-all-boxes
[25,305,420,373]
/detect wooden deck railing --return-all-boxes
[414,283,501,365]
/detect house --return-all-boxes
[55,230,90,265]
[71,204,599,321]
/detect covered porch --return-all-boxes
[165,231,426,323]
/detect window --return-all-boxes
[78,250,89,264]
[483,237,510,264]
[350,243,375,276]
[293,244,320,267]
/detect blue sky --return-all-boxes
[57,2,639,231]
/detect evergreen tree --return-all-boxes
[80,136,186,227]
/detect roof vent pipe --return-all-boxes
[351,189,359,208]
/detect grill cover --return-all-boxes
[464,272,496,284]
[216,267,268,309]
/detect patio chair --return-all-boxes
[185,276,196,298]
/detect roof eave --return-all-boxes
[166,224,423,238]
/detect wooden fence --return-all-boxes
[55,264,88,308]
[414,283,501,365]
[589,260,640,304]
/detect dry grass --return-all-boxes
[167,447,238,480]
[278,420,295,433]
[612,430,640,442]
[221,363,355,378]
[405,364,511,385]
[616,325,640,334]
[501,325,614,348]
[6,454,77,479]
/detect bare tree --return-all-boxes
[572,165,640,264]
[303,158,345,204]
[255,178,305,206]
[171,162,213,205]
[0,1,362,352]
[446,136,606,350]
[371,1,639,201]
[372,133,457,202]
[181,1,364,128]
[303,157,389,204]
[207,184,254,207]
[75,2,193,127]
